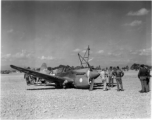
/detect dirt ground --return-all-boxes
[0,70,151,119]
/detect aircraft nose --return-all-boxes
[89,71,100,80]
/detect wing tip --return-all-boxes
[10,65,17,69]
[10,65,14,68]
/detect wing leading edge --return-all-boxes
[10,65,65,84]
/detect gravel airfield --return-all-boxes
[1,70,151,119]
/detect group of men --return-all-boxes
[138,64,151,93]
[24,73,45,85]
[24,67,47,85]
[99,64,151,93]
[100,66,124,91]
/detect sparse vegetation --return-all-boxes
[130,63,152,71]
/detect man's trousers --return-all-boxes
[140,77,150,92]
[116,77,123,90]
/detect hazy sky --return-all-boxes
[1,1,151,68]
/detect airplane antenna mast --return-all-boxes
[78,46,90,68]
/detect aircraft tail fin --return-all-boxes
[40,63,51,74]
[40,63,47,72]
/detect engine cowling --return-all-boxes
[74,70,100,89]
[74,75,90,88]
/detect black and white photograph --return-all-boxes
[1,0,151,119]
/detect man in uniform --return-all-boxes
[100,69,109,91]
[138,64,150,93]
[108,66,114,88]
[24,67,31,85]
[114,66,124,91]
[146,66,151,92]
[24,73,31,85]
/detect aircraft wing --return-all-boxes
[10,65,65,84]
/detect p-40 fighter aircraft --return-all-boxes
[10,64,99,90]
[10,46,100,91]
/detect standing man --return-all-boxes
[109,66,114,88]
[138,65,150,93]
[24,67,31,85]
[115,66,124,91]
[105,68,110,89]
[100,69,109,91]
[146,67,151,92]
[24,73,31,85]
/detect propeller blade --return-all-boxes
[89,78,95,91]
[89,71,100,80]
[86,69,100,91]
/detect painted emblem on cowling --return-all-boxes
[79,78,83,82]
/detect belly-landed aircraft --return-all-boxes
[10,46,100,91]
[10,64,99,90]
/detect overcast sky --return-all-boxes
[1,1,151,68]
